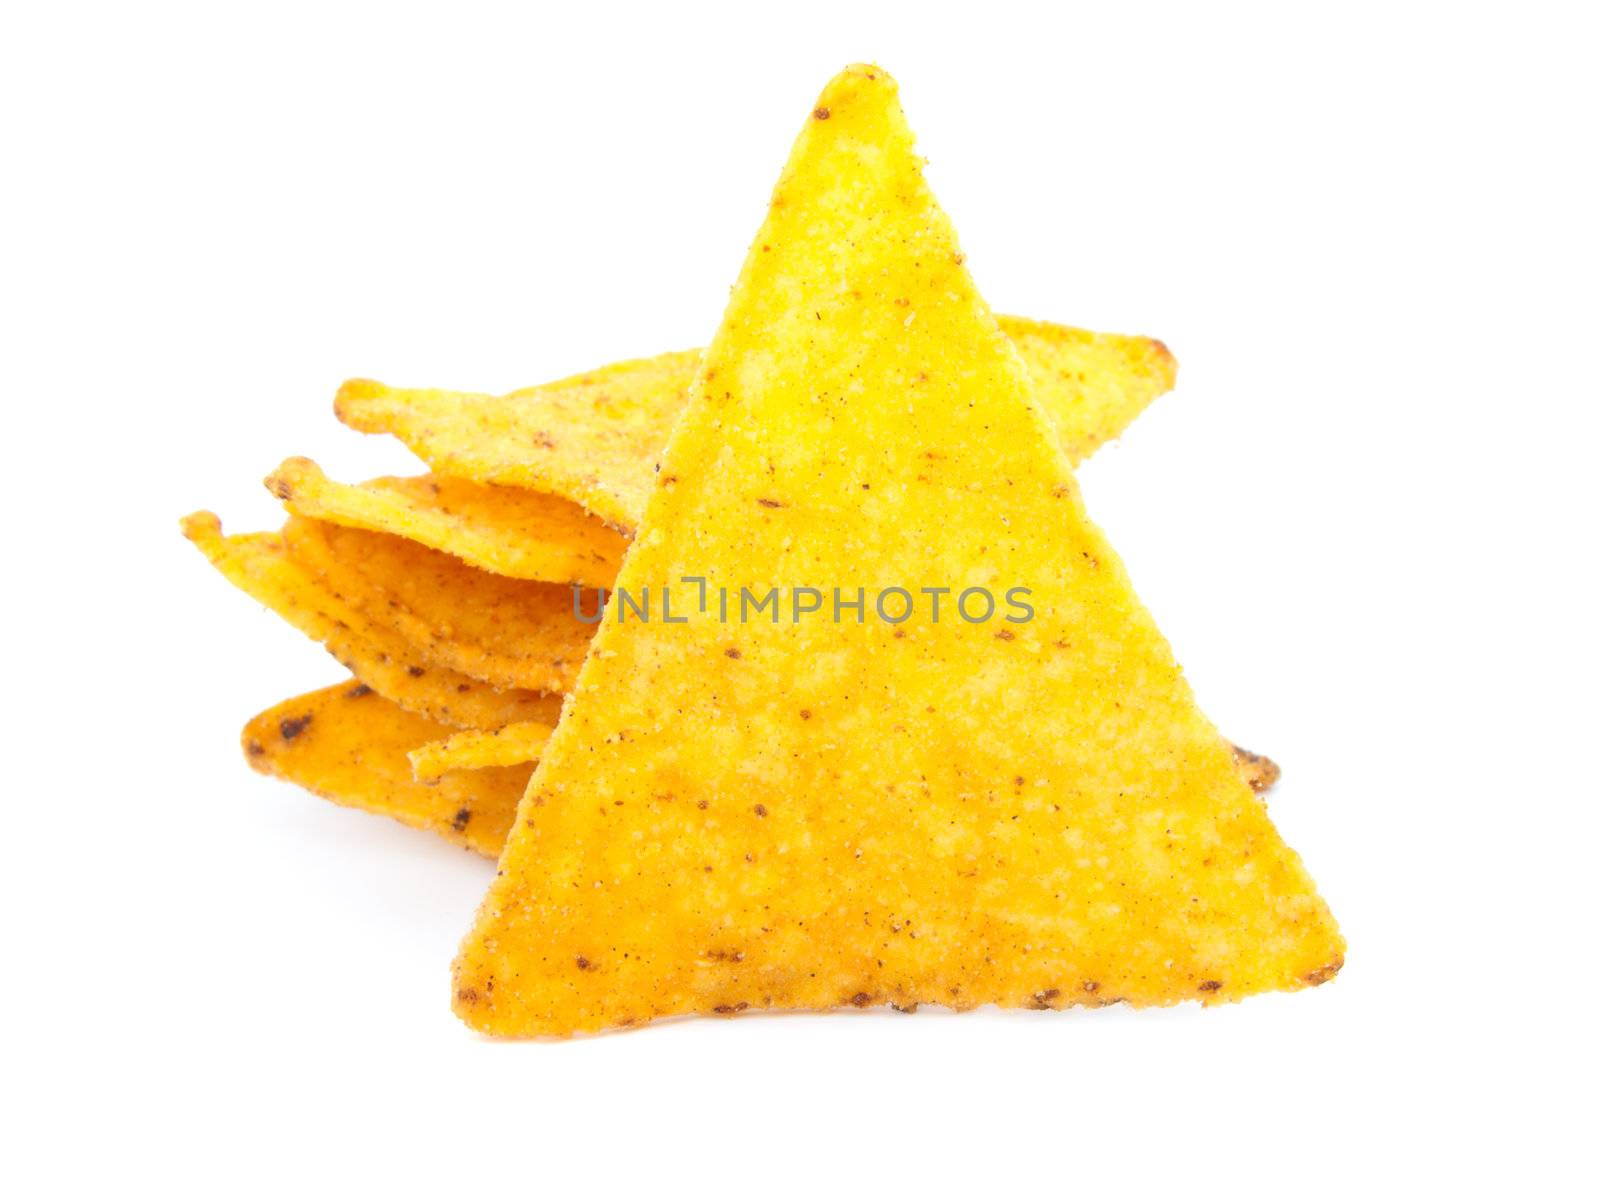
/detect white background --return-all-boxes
[4,1,1596,1194]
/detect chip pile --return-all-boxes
[186,65,1339,1037]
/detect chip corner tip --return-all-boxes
[1305,950,1345,989]
[450,969,495,1031]
[1148,337,1179,380]
[819,62,898,105]
[333,377,387,416]
[840,60,892,82]
[263,455,316,498]
[239,724,269,771]
[178,510,222,542]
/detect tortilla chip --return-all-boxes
[452,65,1340,1037]
[243,681,533,855]
[182,512,561,729]
[266,457,626,586]
[336,314,1175,533]
[409,719,558,782]
[279,516,593,695]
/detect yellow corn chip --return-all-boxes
[336,316,1174,533]
[243,681,533,855]
[279,516,592,695]
[453,65,1340,1037]
[266,457,626,586]
[182,512,560,729]
[409,719,557,783]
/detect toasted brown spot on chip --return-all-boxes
[1305,958,1344,986]
[1230,743,1283,794]
[279,715,312,741]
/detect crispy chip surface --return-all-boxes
[409,719,557,783]
[336,316,1175,533]
[267,457,626,586]
[280,516,593,694]
[243,681,533,855]
[453,66,1340,1037]
[183,512,561,728]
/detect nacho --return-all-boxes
[266,457,626,586]
[409,719,558,783]
[452,65,1340,1037]
[182,512,560,729]
[336,316,1175,533]
[243,681,532,856]
[280,516,593,695]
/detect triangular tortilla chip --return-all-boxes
[243,681,534,855]
[335,315,1175,533]
[182,513,560,728]
[266,457,626,586]
[453,65,1340,1037]
[280,516,593,694]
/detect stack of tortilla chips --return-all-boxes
[185,64,1339,1037]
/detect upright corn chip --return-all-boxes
[243,681,533,855]
[280,516,592,695]
[182,512,560,728]
[336,316,1175,532]
[266,457,626,586]
[453,65,1340,1037]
